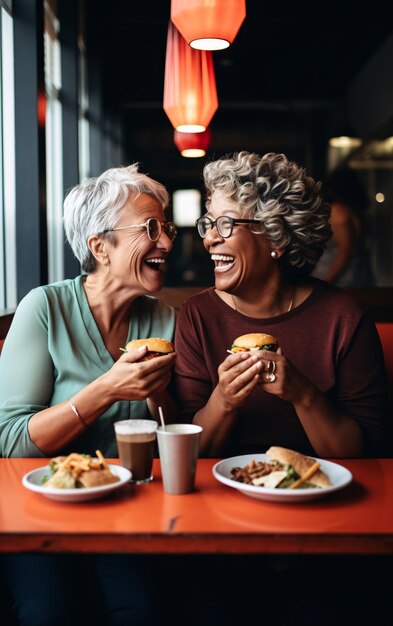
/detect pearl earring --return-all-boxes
[271,250,278,259]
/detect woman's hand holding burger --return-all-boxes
[215,332,279,410]
[217,333,279,409]
[229,333,279,386]
[227,332,316,408]
[103,338,176,402]
[260,349,317,409]
[216,349,264,411]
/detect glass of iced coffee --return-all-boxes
[114,419,158,484]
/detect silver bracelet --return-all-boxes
[68,399,88,428]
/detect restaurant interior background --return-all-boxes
[1,0,393,310]
[0,6,392,620]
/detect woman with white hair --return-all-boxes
[0,164,177,625]
[0,164,177,458]
[174,151,387,459]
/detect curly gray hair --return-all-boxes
[203,151,331,277]
[63,164,170,273]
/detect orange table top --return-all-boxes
[1,458,393,555]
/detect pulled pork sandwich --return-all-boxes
[230,333,278,354]
[125,337,174,361]
[231,446,331,489]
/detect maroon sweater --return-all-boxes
[174,279,387,457]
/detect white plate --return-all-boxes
[212,454,353,503]
[22,464,132,502]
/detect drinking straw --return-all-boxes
[158,406,165,430]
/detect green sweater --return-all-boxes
[0,276,176,458]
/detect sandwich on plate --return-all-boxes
[231,446,331,489]
[43,451,120,489]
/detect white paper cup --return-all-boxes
[114,419,157,484]
[157,424,202,494]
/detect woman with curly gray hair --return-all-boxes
[174,151,387,459]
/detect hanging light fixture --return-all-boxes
[174,127,211,157]
[329,136,362,149]
[164,21,218,133]
[171,0,246,51]
[328,115,362,149]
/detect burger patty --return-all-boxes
[142,351,167,361]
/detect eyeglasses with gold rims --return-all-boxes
[195,215,263,239]
[102,218,177,242]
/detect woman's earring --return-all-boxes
[271,250,278,259]
[104,261,109,276]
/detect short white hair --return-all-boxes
[63,164,169,272]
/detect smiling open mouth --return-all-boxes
[144,257,165,271]
[211,254,235,272]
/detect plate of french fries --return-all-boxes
[22,450,132,502]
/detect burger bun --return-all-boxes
[231,333,278,352]
[126,337,174,356]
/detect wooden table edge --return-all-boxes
[2,533,393,554]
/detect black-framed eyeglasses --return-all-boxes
[102,218,177,242]
[195,215,262,239]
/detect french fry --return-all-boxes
[96,449,108,469]
[56,450,110,477]
[289,461,320,489]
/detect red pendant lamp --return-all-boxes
[174,127,211,158]
[164,21,218,133]
[171,0,246,51]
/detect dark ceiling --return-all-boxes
[87,1,393,189]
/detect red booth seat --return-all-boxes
[376,323,393,386]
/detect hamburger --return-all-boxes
[230,332,278,354]
[231,446,331,489]
[125,337,174,361]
